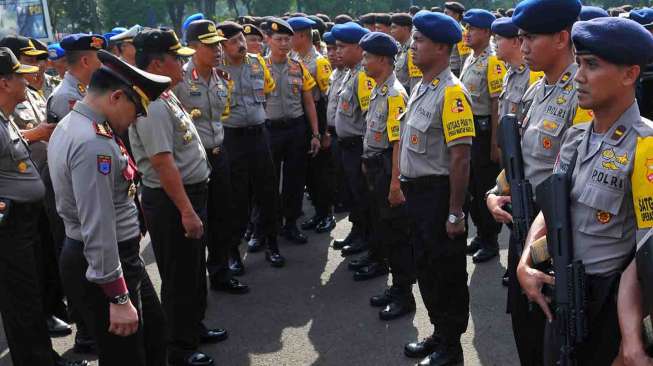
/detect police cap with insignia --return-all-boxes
[187,20,226,44]
[243,24,264,38]
[491,16,519,37]
[133,28,195,57]
[331,22,370,44]
[323,31,336,45]
[111,25,142,45]
[60,33,107,51]
[30,38,49,61]
[512,0,581,34]
[216,21,244,39]
[48,43,65,61]
[0,35,48,58]
[413,10,463,45]
[463,9,496,29]
[0,47,38,75]
[572,17,653,66]
[359,31,399,57]
[288,17,316,32]
[444,2,466,15]
[267,17,294,35]
[334,14,354,24]
[375,13,392,26]
[580,6,609,21]
[96,49,171,116]
[359,13,376,26]
[391,13,412,27]
[629,8,653,29]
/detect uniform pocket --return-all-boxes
[577,184,625,239]
[532,119,566,160]
[406,115,429,154]
[338,89,355,117]
[252,78,265,103]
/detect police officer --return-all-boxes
[49,49,170,366]
[174,19,249,294]
[518,16,653,366]
[110,25,142,66]
[129,28,224,366]
[374,13,392,34]
[243,24,265,55]
[216,21,285,267]
[357,31,416,319]
[47,43,67,80]
[391,13,421,94]
[263,18,321,244]
[359,13,376,31]
[400,11,473,365]
[443,2,470,76]
[332,22,375,255]
[459,9,506,264]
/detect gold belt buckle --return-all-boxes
[211,146,221,155]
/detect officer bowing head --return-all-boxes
[359,31,399,79]
[134,27,194,86]
[90,50,170,133]
[0,47,38,110]
[331,22,369,68]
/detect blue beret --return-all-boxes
[331,22,370,44]
[491,16,519,37]
[579,6,609,21]
[413,10,462,45]
[359,31,399,56]
[60,33,106,51]
[103,32,119,44]
[513,0,581,34]
[111,27,128,33]
[183,13,205,32]
[630,8,653,28]
[288,16,316,31]
[47,43,65,60]
[323,31,336,45]
[572,17,653,65]
[463,9,496,29]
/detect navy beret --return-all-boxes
[572,17,653,65]
[513,0,581,34]
[491,17,519,37]
[630,8,653,28]
[580,6,609,21]
[359,31,399,56]
[60,33,106,51]
[288,16,316,31]
[331,22,370,44]
[463,9,496,29]
[48,43,65,60]
[323,31,336,45]
[413,10,462,45]
[104,32,119,45]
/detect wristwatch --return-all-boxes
[447,212,465,224]
[109,293,130,305]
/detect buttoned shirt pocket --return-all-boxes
[532,118,566,160]
[577,184,625,239]
[252,77,266,103]
[406,112,430,154]
[338,86,355,118]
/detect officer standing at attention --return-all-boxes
[391,13,421,94]
[332,22,375,255]
[459,9,506,264]
[48,49,170,366]
[110,25,142,66]
[216,21,284,267]
[263,17,321,244]
[399,11,473,366]
[357,32,416,320]
[443,2,470,76]
[243,24,265,55]
[518,16,653,365]
[129,28,224,366]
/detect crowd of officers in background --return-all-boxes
[2,0,653,365]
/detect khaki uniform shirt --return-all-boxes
[460,44,506,116]
[363,73,407,157]
[265,57,316,120]
[13,86,48,171]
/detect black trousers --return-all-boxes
[363,153,415,292]
[223,126,279,241]
[141,183,207,358]
[0,201,54,366]
[59,237,167,366]
[205,147,235,284]
[338,136,370,235]
[307,135,336,218]
[469,116,502,245]
[329,128,350,210]
[402,176,469,343]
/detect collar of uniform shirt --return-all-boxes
[71,100,108,126]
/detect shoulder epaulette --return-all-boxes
[93,121,113,138]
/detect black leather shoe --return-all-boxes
[211,278,249,294]
[248,236,265,253]
[315,216,336,233]
[348,253,372,271]
[229,255,245,276]
[169,351,215,366]
[370,289,393,307]
[301,216,321,231]
[333,230,360,250]
[48,315,72,337]
[417,345,463,366]
[199,326,228,344]
[55,357,89,366]
[353,262,388,281]
[341,240,369,257]
[380,300,416,321]
[502,275,510,287]
[73,331,97,354]
[404,335,441,359]
[281,224,308,244]
[265,250,285,267]
[472,247,498,263]
[466,236,483,255]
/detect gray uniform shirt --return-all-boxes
[395,40,420,94]
[499,64,540,119]
[49,72,86,120]
[0,110,44,202]
[174,59,229,149]
[335,63,373,138]
[129,91,210,189]
[13,86,48,171]
[265,57,313,120]
[291,46,330,102]
[363,73,407,157]
[43,74,61,99]
[553,102,652,275]
[460,44,504,116]
[400,68,475,178]
[221,54,273,128]
[327,68,346,128]
[48,102,140,284]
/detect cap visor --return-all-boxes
[24,49,47,57]
[175,46,196,56]
[15,64,39,74]
[200,35,227,44]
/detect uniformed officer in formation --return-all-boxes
[110,25,141,66]
[49,49,170,366]
[243,23,265,55]
[519,15,653,365]
[129,27,224,366]
[443,2,470,76]
[459,9,506,264]
[216,21,285,267]
[262,17,321,245]
[391,13,421,94]
[399,11,473,366]
[357,31,416,320]
[174,19,249,295]
[374,13,392,34]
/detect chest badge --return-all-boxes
[601,148,628,170]
[410,134,419,145]
[596,210,612,224]
[556,96,567,105]
[77,83,86,95]
[97,155,111,175]
[542,136,552,150]
[190,109,202,120]
[17,161,28,173]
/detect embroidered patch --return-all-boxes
[77,83,86,94]
[97,155,111,175]
[410,134,419,145]
[94,122,113,138]
[17,161,27,173]
[542,137,552,150]
[596,210,612,224]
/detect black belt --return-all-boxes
[183,181,208,194]
[337,135,363,147]
[362,150,392,169]
[400,175,448,191]
[64,235,140,249]
[327,126,336,135]
[266,116,304,129]
[224,125,264,136]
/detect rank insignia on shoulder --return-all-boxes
[215,68,230,81]
[518,64,525,72]
[556,96,566,105]
[94,122,113,138]
[380,85,388,95]
[611,125,626,141]
[559,72,571,84]
[77,83,86,94]
[97,155,112,175]
[431,78,440,87]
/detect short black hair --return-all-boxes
[66,50,93,66]
[135,51,167,70]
